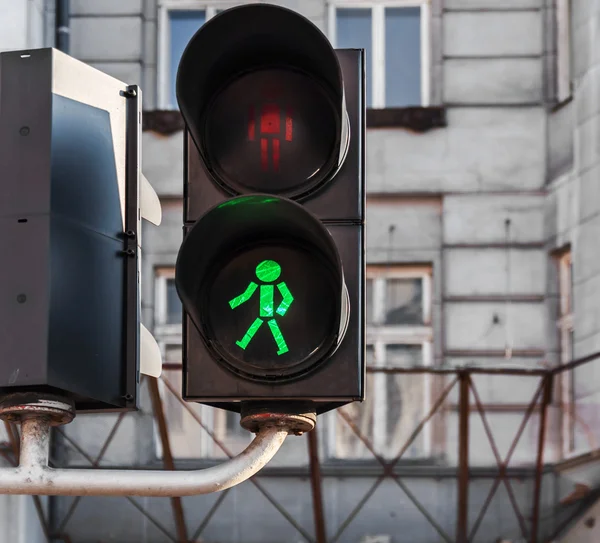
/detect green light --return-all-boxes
[256,260,281,282]
[217,196,279,209]
[235,318,263,350]
[268,319,289,355]
[229,282,257,309]
[276,282,294,316]
[228,259,294,356]
[260,284,274,317]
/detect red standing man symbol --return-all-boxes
[248,103,293,172]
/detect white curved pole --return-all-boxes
[0,417,288,496]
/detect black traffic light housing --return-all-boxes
[0,49,144,411]
[176,4,365,414]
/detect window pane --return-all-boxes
[166,278,182,324]
[569,329,574,361]
[169,10,206,108]
[333,345,429,460]
[384,345,425,457]
[160,366,206,458]
[386,344,423,367]
[225,411,249,441]
[568,256,574,313]
[384,372,425,458]
[366,278,374,325]
[0,419,7,443]
[385,278,423,325]
[159,366,251,459]
[385,7,421,107]
[334,372,375,459]
[163,348,183,432]
[336,8,372,107]
[332,346,375,459]
[366,344,376,365]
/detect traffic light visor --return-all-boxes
[176,195,350,382]
[176,4,349,200]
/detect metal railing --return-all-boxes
[1,351,597,543]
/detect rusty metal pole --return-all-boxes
[4,418,53,542]
[456,372,470,543]
[531,375,552,543]
[148,377,189,543]
[307,430,327,543]
[4,421,20,459]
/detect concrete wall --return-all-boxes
[546,0,600,455]
[68,0,148,102]
[52,473,558,543]
[0,0,48,51]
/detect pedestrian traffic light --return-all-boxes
[176,4,365,415]
[0,48,162,411]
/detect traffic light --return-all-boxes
[176,4,365,415]
[0,48,162,411]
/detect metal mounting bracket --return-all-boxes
[0,394,290,496]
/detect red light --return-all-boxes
[260,104,280,134]
[250,103,294,172]
[285,108,293,142]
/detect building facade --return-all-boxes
[1,0,600,541]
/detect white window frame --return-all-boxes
[153,268,251,459]
[154,267,183,344]
[157,1,221,109]
[557,251,580,459]
[556,0,572,102]
[327,0,431,108]
[327,265,434,459]
[156,362,251,459]
[153,270,212,457]
[155,353,217,459]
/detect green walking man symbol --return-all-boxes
[228,260,294,355]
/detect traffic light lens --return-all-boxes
[207,245,338,379]
[255,259,282,282]
[176,195,349,383]
[204,69,340,199]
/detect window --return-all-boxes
[154,268,182,342]
[558,251,575,456]
[556,0,572,102]
[0,423,9,449]
[153,269,251,459]
[158,4,222,109]
[328,266,433,460]
[328,1,430,108]
[156,348,251,459]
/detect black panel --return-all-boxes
[50,95,123,241]
[0,49,53,218]
[0,49,139,412]
[123,85,141,410]
[0,216,50,387]
[304,49,365,222]
[47,216,125,405]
